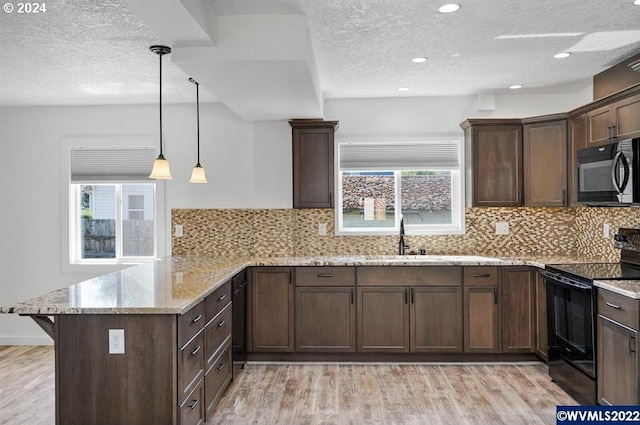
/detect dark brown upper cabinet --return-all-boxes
[587,93,640,146]
[568,113,588,206]
[522,116,568,207]
[290,119,339,208]
[461,119,523,207]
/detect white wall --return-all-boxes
[0,89,592,343]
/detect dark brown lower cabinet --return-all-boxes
[296,286,356,351]
[357,286,462,353]
[250,267,294,352]
[411,287,463,352]
[357,287,410,352]
[534,270,548,361]
[180,381,205,425]
[464,286,500,353]
[205,342,232,419]
[597,316,639,405]
[501,267,535,353]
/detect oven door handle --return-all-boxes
[542,271,592,290]
[611,151,630,193]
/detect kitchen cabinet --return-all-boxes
[250,267,294,352]
[357,266,462,353]
[534,270,548,362]
[597,289,640,405]
[463,266,500,353]
[204,279,232,421]
[295,266,356,352]
[568,113,588,206]
[231,270,247,374]
[523,117,568,206]
[588,93,640,145]
[290,119,339,208]
[500,267,535,353]
[461,119,523,207]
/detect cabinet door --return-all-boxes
[569,114,587,206]
[464,286,500,353]
[411,287,463,353]
[587,105,613,146]
[296,286,356,352]
[597,316,639,405]
[534,271,548,361]
[357,287,410,352]
[472,125,523,206]
[501,267,535,353]
[291,123,336,208]
[523,120,568,206]
[250,267,294,352]
[613,93,640,140]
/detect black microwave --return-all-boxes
[577,138,640,206]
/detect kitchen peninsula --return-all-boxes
[3,254,640,425]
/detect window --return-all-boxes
[336,140,464,235]
[68,147,159,264]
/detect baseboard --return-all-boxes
[0,336,53,346]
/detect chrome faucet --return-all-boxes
[398,218,410,255]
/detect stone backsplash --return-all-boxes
[171,207,640,260]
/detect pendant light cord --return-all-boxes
[159,51,163,157]
[196,81,200,166]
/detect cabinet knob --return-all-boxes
[190,398,200,410]
[217,363,226,371]
[190,345,201,356]
[217,320,226,328]
[218,294,226,302]
[192,314,202,324]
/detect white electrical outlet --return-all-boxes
[175,272,184,284]
[495,222,509,235]
[174,225,183,238]
[109,329,125,354]
[603,223,611,238]
[318,223,327,236]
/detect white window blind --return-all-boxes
[70,147,156,182]
[339,141,460,170]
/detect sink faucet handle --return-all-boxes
[419,248,426,255]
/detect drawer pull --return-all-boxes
[190,398,200,410]
[218,294,226,302]
[630,334,637,354]
[473,274,491,278]
[316,274,333,278]
[606,302,621,310]
[217,320,226,328]
[190,345,201,356]
[192,314,203,323]
[217,363,226,371]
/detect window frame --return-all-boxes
[70,183,157,262]
[60,136,166,274]
[334,138,465,236]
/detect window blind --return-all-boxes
[70,147,156,182]
[339,141,460,170]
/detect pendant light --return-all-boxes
[149,45,173,179]
[188,77,207,183]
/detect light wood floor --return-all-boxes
[0,346,576,425]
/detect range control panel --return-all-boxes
[614,228,640,251]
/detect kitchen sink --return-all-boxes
[366,255,503,263]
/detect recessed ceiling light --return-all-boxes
[554,52,571,59]
[412,57,428,63]
[397,87,410,92]
[509,84,523,90]
[635,0,640,5]
[437,3,461,13]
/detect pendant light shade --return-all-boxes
[149,45,173,180]
[188,77,207,183]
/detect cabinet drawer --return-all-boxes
[179,380,204,425]
[295,267,355,286]
[179,331,205,405]
[179,300,206,348]
[464,267,499,286]
[206,280,232,322]
[357,266,461,286]
[597,289,639,330]
[205,342,233,420]
[205,303,232,368]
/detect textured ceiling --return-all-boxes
[0,0,639,112]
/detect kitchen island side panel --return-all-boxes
[55,314,177,425]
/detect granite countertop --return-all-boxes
[0,254,617,315]
[594,280,640,300]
